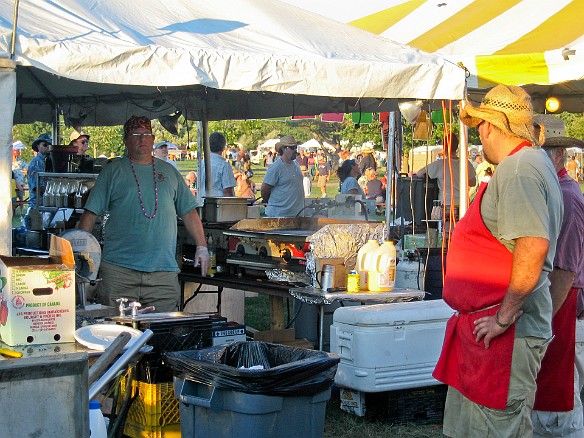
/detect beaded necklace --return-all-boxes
[129,157,158,219]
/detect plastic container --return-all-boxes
[89,400,107,438]
[368,241,396,292]
[356,239,379,291]
[120,379,181,438]
[395,253,425,290]
[165,342,340,438]
[175,379,330,438]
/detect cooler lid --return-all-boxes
[333,299,454,326]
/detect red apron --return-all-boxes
[533,287,577,411]
[433,181,516,410]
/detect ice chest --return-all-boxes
[203,197,248,223]
[0,236,76,345]
[330,299,453,392]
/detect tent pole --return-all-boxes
[10,0,20,58]
[458,104,469,218]
[384,111,397,241]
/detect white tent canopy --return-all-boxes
[285,0,584,113]
[0,0,466,254]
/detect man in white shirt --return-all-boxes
[153,141,179,170]
[261,135,304,217]
[199,132,236,197]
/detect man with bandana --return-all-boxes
[78,116,209,311]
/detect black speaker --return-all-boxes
[395,177,438,225]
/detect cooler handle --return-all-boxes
[178,382,223,410]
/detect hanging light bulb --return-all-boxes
[398,100,423,124]
[545,97,560,113]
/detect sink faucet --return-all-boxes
[115,298,155,318]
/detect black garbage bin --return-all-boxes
[165,341,340,438]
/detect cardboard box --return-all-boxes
[247,327,295,343]
[0,235,76,346]
[339,387,366,416]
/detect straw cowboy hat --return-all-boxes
[460,84,543,146]
[533,114,584,148]
[69,129,90,143]
[275,135,300,152]
[360,146,374,154]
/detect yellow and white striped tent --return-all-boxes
[285,0,584,112]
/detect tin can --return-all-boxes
[347,270,360,293]
[207,248,217,277]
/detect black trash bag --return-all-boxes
[164,341,340,396]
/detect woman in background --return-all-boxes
[364,168,384,202]
[337,159,364,197]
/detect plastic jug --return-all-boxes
[368,241,397,292]
[89,400,107,438]
[356,239,379,291]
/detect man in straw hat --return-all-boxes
[432,85,563,437]
[260,135,304,217]
[530,115,584,438]
[69,129,91,156]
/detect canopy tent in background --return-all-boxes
[0,0,466,255]
[284,0,584,113]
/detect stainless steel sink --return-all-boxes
[110,311,204,323]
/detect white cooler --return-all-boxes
[331,299,453,393]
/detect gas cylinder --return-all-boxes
[356,239,379,291]
[395,252,425,290]
[368,240,397,292]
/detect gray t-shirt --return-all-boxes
[199,153,236,197]
[263,158,305,217]
[340,176,365,198]
[425,158,476,205]
[480,147,563,338]
[84,157,197,272]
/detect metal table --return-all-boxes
[289,287,426,350]
[178,272,293,330]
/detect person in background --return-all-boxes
[472,153,482,169]
[358,146,377,175]
[199,132,236,197]
[416,133,477,210]
[296,149,309,169]
[261,135,304,217]
[234,169,256,200]
[11,141,28,213]
[531,114,584,438]
[27,133,52,210]
[316,154,331,198]
[433,85,563,437]
[69,130,91,156]
[364,168,384,202]
[566,155,580,182]
[469,152,495,201]
[337,159,364,197]
[301,165,312,197]
[153,141,179,170]
[264,150,274,168]
[185,171,197,196]
[77,115,209,312]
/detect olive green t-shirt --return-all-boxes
[480,147,563,338]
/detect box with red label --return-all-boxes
[0,236,76,346]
